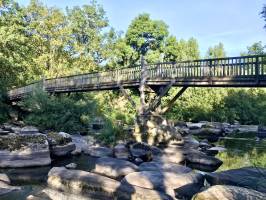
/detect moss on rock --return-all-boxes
[0,134,47,151]
[47,132,72,146]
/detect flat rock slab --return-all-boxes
[122,171,204,198]
[48,167,120,198]
[205,167,266,193]
[185,150,223,172]
[139,161,192,174]
[85,146,113,157]
[0,134,51,168]
[193,185,266,200]
[47,167,172,200]
[20,126,39,134]
[91,157,139,179]
[50,142,76,157]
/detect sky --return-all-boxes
[17,0,266,56]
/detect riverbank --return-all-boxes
[0,121,265,199]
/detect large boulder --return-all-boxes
[139,161,192,174]
[185,150,223,172]
[50,143,76,157]
[47,167,172,200]
[205,167,266,193]
[122,171,204,199]
[47,132,75,157]
[129,142,153,162]
[189,128,222,142]
[113,143,129,160]
[192,185,266,200]
[91,157,139,179]
[153,146,185,164]
[48,167,120,199]
[0,134,51,168]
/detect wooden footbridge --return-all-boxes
[8,55,266,102]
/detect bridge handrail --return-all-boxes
[7,55,266,100]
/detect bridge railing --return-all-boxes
[7,55,266,100]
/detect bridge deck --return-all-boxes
[8,55,266,100]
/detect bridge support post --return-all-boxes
[159,86,188,114]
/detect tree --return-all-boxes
[163,36,200,62]
[247,42,265,55]
[0,0,37,87]
[206,42,226,58]
[125,13,169,63]
[66,1,109,72]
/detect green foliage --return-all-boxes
[20,89,99,133]
[125,13,169,63]
[166,88,266,125]
[163,37,200,62]
[0,89,9,123]
[206,42,226,58]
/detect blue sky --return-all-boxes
[17,0,266,56]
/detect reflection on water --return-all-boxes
[0,155,98,200]
[216,137,266,171]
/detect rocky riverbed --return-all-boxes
[0,122,265,200]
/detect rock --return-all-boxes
[113,143,129,160]
[193,185,266,200]
[42,184,172,200]
[0,129,10,135]
[189,128,222,136]
[20,126,39,134]
[47,167,172,200]
[85,146,113,157]
[91,157,138,179]
[1,124,21,134]
[187,122,205,129]
[50,142,76,157]
[71,134,96,152]
[0,174,10,184]
[47,132,72,145]
[182,136,200,149]
[47,132,75,157]
[3,167,50,184]
[65,163,77,169]
[205,167,266,193]
[237,125,258,133]
[200,144,222,156]
[71,148,82,156]
[130,142,153,162]
[139,161,192,174]
[0,134,51,168]
[48,167,120,199]
[185,150,223,172]
[117,183,173,200]
[122,171,204,199]
[154,147,185,164]
[199,141,212,149]
[0,181,22,198]
[134,157,143,165]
